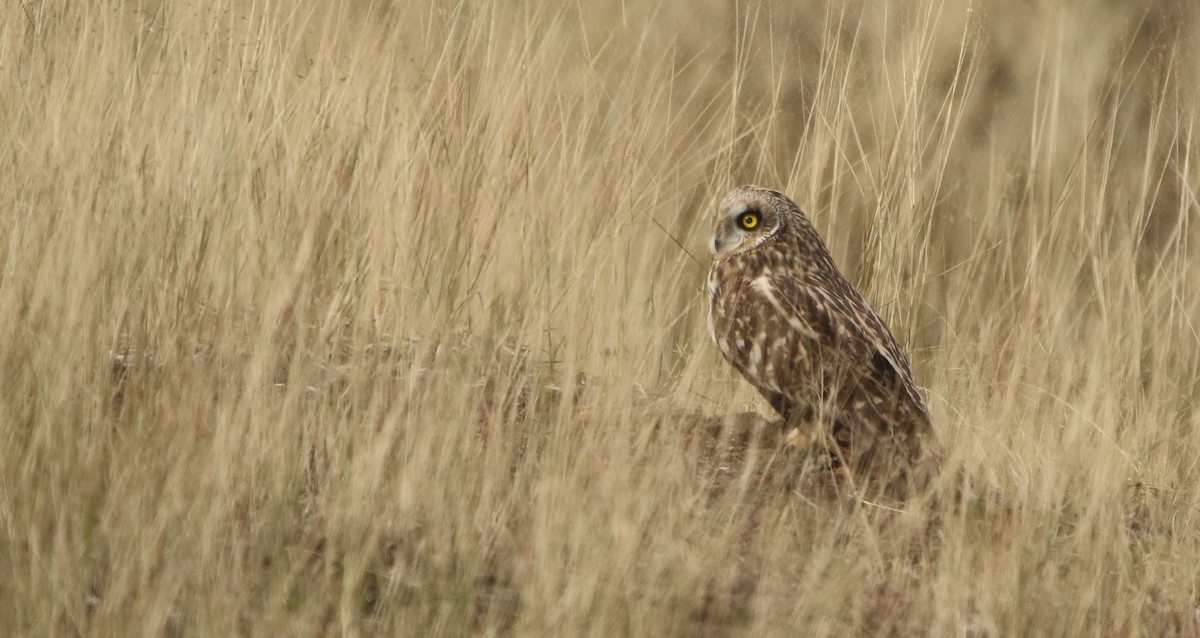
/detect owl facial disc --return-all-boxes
[710,197,780,259]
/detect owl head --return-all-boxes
[709,185,799,259]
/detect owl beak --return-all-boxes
[711,235,723,256]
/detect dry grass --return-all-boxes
[2,0,1199,635]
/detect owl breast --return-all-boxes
[706,251,820,417]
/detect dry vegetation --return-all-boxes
[2,0,1200,635]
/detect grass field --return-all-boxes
[3,0,1199,635]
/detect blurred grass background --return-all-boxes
[2,0,1199,635]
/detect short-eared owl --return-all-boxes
[706,185,937,486]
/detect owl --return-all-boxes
[706,185,938,491]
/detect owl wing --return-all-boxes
[758,269,929,417]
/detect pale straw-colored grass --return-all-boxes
[2,1,1198,635]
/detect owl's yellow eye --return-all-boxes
[739,212,759,230]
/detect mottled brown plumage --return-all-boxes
[706,185,938,491]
